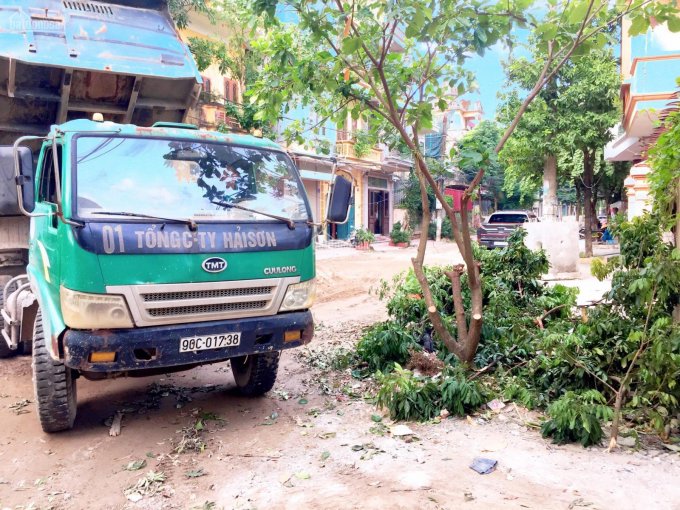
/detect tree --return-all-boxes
[456,120,507,210]
[244,0,677,364]
[499,48,621,256]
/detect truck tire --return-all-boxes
[231,351,280,396]
[0,291,14,359]
[32,310,77,432]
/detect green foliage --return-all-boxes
[354,228,376,244]
[439,369,487,416]
[649,106,680,223]
[356,322,419,372]
[375,365,485,421]
[498,49,621,203]
[428,216,454,240]
[353,130,378,158]
[541,390,613,447]
[389,221,411,245]
[401,172,435,228]
[376,365,442,421]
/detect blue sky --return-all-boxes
[464,49,507,120]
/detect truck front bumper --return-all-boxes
[62,311,313,372]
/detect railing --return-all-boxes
[335,139,383,162]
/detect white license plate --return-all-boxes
[495,241,508,246]
[179,333,241,353]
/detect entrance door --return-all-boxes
[368,190,389,235]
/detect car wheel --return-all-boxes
[33,310,77,432]
[231,351,280,396]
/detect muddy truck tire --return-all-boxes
[231,351,280,396]
[32,310,77,432]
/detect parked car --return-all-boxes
[477,210,537,248]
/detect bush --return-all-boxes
[541,390,613,447]
[390,221,411,244]
[356,322,419,372]
[355,228,376,244]
[375,365,486,421]
[439,369,487,416]
[376,364,441,421]
[428,216,454,240]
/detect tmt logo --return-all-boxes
[201,257,227,273]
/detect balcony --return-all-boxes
[335,137,383,163]
[186,101,241,132]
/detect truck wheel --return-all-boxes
[231,351,280,396]
[0,290,14,359]
[32,310,77,432]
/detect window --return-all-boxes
[201,75,211,95]
[38,145,62,204]
[368,176,388,189]
[224,79,239,102]
[488,213,529,224]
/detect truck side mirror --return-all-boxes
[15,147,35,214]
[0,146,34,215]
[326,174,353,224]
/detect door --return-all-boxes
[335,195,355,240]
[368,190,389,235]
[31,145,62,293]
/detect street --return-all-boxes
[1,241,678,510]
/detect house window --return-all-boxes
[201,76,211,96]
[368,176,388,189]
[224,79,239,103]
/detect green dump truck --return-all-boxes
[0,0,352,432]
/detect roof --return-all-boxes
[51,119,284,151]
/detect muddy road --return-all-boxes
[1,242,678,510]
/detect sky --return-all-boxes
[464,48,507,120]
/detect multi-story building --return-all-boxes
[179,12,241,131]
[605,13,680,218]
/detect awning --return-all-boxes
[300,169,334,182]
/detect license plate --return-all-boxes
[495,241,508,246]
[179,333,241,353]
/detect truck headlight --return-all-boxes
[60,287,134,329]
[279,279,316,312]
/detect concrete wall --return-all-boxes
[524,220,580,278]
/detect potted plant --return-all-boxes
[354,228,375,250]
[389,221,411,248]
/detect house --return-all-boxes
[178,12,241,131]
[605,13,680,218]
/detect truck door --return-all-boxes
[31,145,62,290]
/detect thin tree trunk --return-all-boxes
[575,184,581,222]
[583,149,594,257]
[543,154,558,221]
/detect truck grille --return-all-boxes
[107,277,298,327]
[141,287,274,302]
[147,301,269,318]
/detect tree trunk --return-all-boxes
[542,154,558,221]
[575,184,581,222]
[583,149,594,257]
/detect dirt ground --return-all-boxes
[1,241,679,510]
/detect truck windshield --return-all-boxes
[75,136,309,223]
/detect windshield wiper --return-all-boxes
[210,200,296,230]
[91,211,198,231]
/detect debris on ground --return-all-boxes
[487,399,506,413]
[123,460,146,472]
[469,457,498,475]
[8,399,31,415]
[185,468,206,478]
[406,349,444,376]
[390,424,415,437]
[124,471,166,501]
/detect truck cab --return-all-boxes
[3,118,352,432]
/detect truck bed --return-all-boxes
[0,0,202,144]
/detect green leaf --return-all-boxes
[341,37,361,54]
[320,450,331,461]
[371,414,383,423]
[668,15,680,33]
[185,469,206,478]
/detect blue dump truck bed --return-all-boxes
[0,0,202,144]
